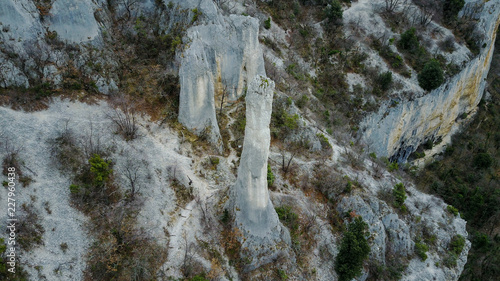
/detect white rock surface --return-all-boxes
[232,75,291,270]
[47,0,101,44]
[178,0,265,142]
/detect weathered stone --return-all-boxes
[47,0,101,44]
[232,75,291,271]
[178,3,265,144]
[361,1,500,162]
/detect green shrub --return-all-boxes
[399,28,419,54]
[69,184,80,194]
[443,235,467,268]
[264,17,271,29]
[191,8,202,23]
[450,235,466,255]
[443,0,465,24]
[418,60,444,91]
[415,241,429,261]
[387,161,399,172]
[335,217,370,281]
[89,154,112,187]
[275,205,299,233]
[393,183,407,210]
[210,157,220,165]
[0,238,29,280]
[324,0,343,23]
[447,205,459,216]
[189,274,208,281]
[277,268,288,280]
[378,71,393,91]
[317,133,332,149]
[473,153,493,169]
[296,95,309,109]
[267,164,275,187]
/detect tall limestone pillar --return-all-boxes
[232,75,291,270]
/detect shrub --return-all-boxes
[418,60,444,91]
[443,0,465,24]
[387,161,399,172]
[210,157,219,165]
[393,183,407,210]
[399,28,420,54]
[450,235,466,255]
[447,205,459,216]
[267,164,275,187]
[415,241,429,261]
[378,71,393,91]
[473,153,493,169]
[335,217,370,281]
[191,8,202,23]
[275,205,299,233]
[189,275,209,281]
[317,133,332,149]
[264,17,271,29]
[324,0,343,23]
[89,154,112,187]
[296,95,309,109]
[0,238,29,280]
[69,184,80,194]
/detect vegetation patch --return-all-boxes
[335,216,370,281]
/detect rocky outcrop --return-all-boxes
[337,165,470,280]
[0,0,103,88]
[177,0,265,144]
[232,75,291,270]
[47,0,101,44]
[360,0,500,162]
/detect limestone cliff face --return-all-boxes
[177,0,265,143]
[361,1,500,162]
[0,0,103,88]
[232,75,291,270]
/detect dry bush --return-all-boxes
[84,203,168,281]
[1,137,23,176]
[439,35,457,53]
[312,164,346,199]
[17,203,45,251]
[108,97,139,141]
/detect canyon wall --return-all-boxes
[361,1,500,162]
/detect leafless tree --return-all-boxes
[108,98,139,141]
[180,231,198,278]
[385,0,401,13]
[121,157,142,201]
[416,5,435,27]
[80,121,106,159]
[121,0,139,20]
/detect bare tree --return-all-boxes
[108,98,139,141]
[121,0,139,20]
[279,144,299,174]
[80,120,105,159]
[385,0,401,13]
[121,157,143,201]
[417,5,435,27]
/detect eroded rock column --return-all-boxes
[232,75,291,270]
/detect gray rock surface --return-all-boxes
[361,0,500,162]
[232,75,291,270]
[47,0,101,44]
[178,0,265,143]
